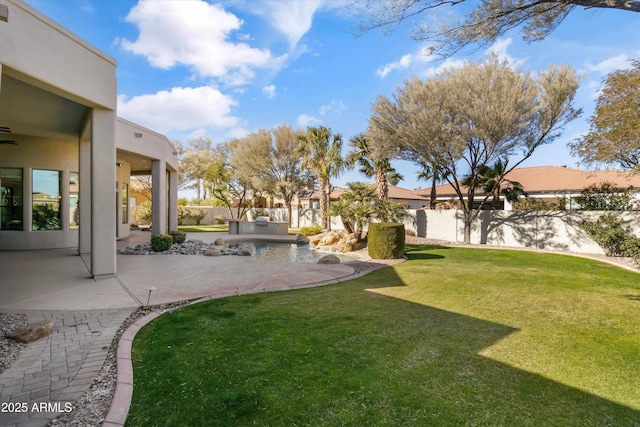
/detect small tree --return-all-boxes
[570,59,640,172]
[133,200,152,224]
[187,207,207,225]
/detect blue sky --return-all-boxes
[26,0,640,196]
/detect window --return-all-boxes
[32,169,61,230]
[0,168,23,230]
[122,183,129,224]
[70,172,79,228]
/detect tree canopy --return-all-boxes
[569,58,640,172]
[356,0,639,57]
[298,126,346,229]
[368,55,581,242]
[231,125,309,226]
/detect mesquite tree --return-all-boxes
[368,55,581,243]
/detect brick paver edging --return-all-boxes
[102,311,162,427]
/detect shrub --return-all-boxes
[574,182,637,211]
[298,225,323,236]
[151,234,173,252]
[187,208,207,225]
[581,215,628,256]
[213,215,226,225]
[169,230,186,244]
[133,200,153,224]
[368,222,405,259]
[177,206,189,225]
[622,236,640,266]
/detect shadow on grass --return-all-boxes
[128,248,640,427]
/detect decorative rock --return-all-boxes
[317,254,341,264]
[236,247,252,256]
[204,249,222,257]
[6,320,54,343]
[214,237,226,246]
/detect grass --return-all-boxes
[127,246,640,426]
[177,225,228,232]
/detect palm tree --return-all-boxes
[462,159,528,209]
[298,126,346,229]
[328,182,376,241]
[346,133,403,199]
[417,161,448,209]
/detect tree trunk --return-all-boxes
[319,179,329,229]
[376,170,388,199]
[463,218,472,244]
[286,201,293,227]
[430,176,437,209]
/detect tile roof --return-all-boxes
[414,166,640,197]
[300,184,428,201]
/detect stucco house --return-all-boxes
[0,0,177,276]
[415,166,640,210]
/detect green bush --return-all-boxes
[177,206,189,225]
[187,207,207,225]
[151,234,173,252]
[213,215,226,225]
[368,222,405,259]
[622,235,640,266]
[133,200,153,224]
[169,230,186,244]
[298,225,323,236]
[581,215,629,256]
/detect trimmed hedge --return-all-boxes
[151,234,173,252]
[368,222,405,259]
[169,230,186,244]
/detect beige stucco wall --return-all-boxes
[0,137,78,249]
[420,209,640,255]
[0,0,116,109]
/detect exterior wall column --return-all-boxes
[78,124,92,254]
[168,169,178,232]
[151,159,167,235]
[90,109,116,277]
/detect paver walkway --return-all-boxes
[0,309,134,427]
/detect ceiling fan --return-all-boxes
[0,126,16,145]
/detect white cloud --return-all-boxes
[376,45,436,78]
[262,84,277,99]
[586,53,632,75]
[117,86,238,134]
[249,0,323,48]
[297,113,322,128]
[118,0,285,85]
[486,38,525,67]
[420,57,466,78]
[319,99,346,116]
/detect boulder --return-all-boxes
[213,237,226,246]
[236,247,252,256]
[317,254,341,264]
[204,249,222,257]
[6,321,54,343]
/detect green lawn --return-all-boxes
[127,246,640,426]
[177,225,228,232]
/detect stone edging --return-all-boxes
[102,311,162,426]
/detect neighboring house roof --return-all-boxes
[415,166,640,198]
[299,184,428,201]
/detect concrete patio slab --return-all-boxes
[0,231,356,311]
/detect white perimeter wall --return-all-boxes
[181,207,640,256]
